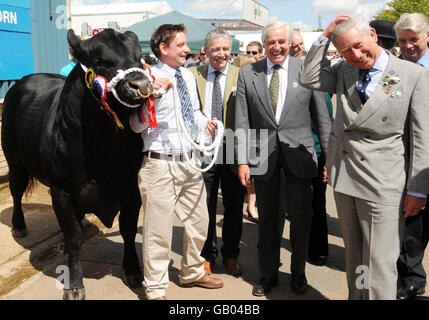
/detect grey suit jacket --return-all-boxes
[299,43,429,205]
[234,57,332,180]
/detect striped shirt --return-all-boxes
[137,61,209,154]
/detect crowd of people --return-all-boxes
[59,11,429,301]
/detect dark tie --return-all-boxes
[269,65,280,115]
[211,70,223,121]
[175,69,197,139]
[356,69,371,104]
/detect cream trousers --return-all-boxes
[138,154,209,300]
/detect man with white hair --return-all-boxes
[300,15,429,300]
[235,20,331,297]
[189,29,246,277]
[289,29,305,57]
[394,12,429,300]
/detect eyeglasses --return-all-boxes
[246,51,259,55]
[200,52,205,56]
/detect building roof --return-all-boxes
[71,1,172,16]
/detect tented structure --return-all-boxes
[123,11,240,54]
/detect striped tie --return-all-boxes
[211,70,223,121]
[175,69,197,139]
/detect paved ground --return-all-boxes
[0,182,428,301]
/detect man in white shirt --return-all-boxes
[235,20,331,297]
[132,23,223,300]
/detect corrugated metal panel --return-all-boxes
[0,80,15,100]
[1,0,69,99]
[30,0,69,74]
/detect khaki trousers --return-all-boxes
[138,154,209,300]
[334,191,404,300]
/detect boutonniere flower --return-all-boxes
[293,82,298,88]
[382,74,401,94]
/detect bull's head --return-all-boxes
[67,29,153,108]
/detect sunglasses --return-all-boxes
[246,51,259,55]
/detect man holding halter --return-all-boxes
[130,23,223,300]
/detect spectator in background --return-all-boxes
[184,53,202,67]
[233,53,259,223]
[246,41,264,61]
[370,19,398,56]
[294,49,333,266]
[199,46,210,65]
[394,12,429,300]
[289,30,305,57]
[60,45,78,77]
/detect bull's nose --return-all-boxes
[128,79,152,94]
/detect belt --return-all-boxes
[144,151,193,162]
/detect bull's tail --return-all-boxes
[24,176,37,199]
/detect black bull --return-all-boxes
[1,29,154,300]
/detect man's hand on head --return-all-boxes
[323,14,354,39]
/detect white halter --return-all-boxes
[80,62,222,172]
[80,62,165,109]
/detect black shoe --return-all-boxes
[252,277,278,297]
[291,276,308,295]
[308,255,328,266]
[397,285,426,300]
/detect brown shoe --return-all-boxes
[150,296,167,300]
[181,274,224,289]
[223,258,242,276]
[204,260,213,275]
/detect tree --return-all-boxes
[375,0,429,22]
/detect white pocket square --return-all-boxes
[391,91,402,98]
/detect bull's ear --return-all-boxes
[67,29,85,62]
[124,31,139,43]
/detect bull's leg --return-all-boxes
[50,187,86,300]
[119,194,142,288]
[8,163,30,238]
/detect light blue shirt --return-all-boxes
[416,49,429,69]
[402,49,429,199]
[364,48,389,99]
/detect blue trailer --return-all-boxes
[0,0,69,99]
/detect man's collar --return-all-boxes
[208,63,229,75]
[371,47,389,72]
[156,60,180,76]
[417,49,429,68]
[267,56,289,70]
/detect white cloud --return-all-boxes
[184,0,244,18]
[291,21,314,32]
[312,0,388,22]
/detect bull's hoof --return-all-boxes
[63,288,86,300]
[123,272,143,288]
[12,228,27,238]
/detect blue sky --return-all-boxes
[71,0,390,31]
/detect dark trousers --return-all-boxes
[397,206,429,288]
[201,163,246,261]
[255,153,313,283]
[308,154,329,259]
